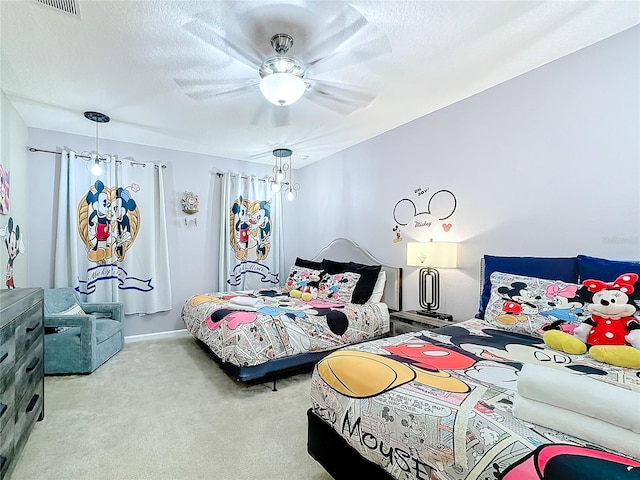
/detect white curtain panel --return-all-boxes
[54,151,172,314]
[218,173,284,291]
[54,150,81,289]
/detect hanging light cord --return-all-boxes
[95,119,100,159]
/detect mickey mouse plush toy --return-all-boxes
[544,273,640,368]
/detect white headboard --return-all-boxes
[311,238,402,311]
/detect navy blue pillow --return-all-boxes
[321,259,351,274]
[294,257,324,271]
[477,255,579,319]
[577,255,640,282]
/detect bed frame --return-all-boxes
[310,237,402,312]
[197,237,402,389]
[307,409,395,479]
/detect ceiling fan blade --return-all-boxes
[272,106,290,128]
[250,102,291,128]
[303,5,369,65]
[304,79,377,115]
[183,19,263,70]
[307,33,392,76]
[175,80,259,101]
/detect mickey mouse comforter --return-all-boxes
[181,288,390,368]
[310,318,640,480]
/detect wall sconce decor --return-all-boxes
[182,191,199,214]
[82,111,112,176]
[406,240,457,316]
[267,148,300,201]
[182,191,199,226]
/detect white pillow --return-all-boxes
[58,303,85,315]
[368,270,387,303]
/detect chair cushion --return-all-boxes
[96,319,122,344]
[47,327,82,347]
[53,326,81,336]
[47,321,121,345]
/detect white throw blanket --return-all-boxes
[512,392,640,460]
[513,363,640,460]
[227,296,265,310]
[517,363,640,432]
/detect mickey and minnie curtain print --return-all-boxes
[218,173,284,291]
[54,151,171,315]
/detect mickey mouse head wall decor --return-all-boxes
[182,191,199,226]
[392,188,457,241]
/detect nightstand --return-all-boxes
[390,310,458,335]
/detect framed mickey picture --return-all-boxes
[0,163,9,215]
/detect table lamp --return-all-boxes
[406,240,458,316]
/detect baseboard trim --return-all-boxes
[124,329,191,343]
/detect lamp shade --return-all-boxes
[406,242,457,268]
[259,73,306,106]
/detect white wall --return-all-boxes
[0,91,28,288]
[295,26,640,321]
[25,128,290,336]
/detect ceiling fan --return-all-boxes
[175,5,391,118]
[258,33,309,106]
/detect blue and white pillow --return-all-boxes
[484,271,585,337]
[319,272,361,303]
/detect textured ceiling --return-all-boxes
[1,1,638,167]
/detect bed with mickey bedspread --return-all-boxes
[307,254,640,480]
[181,238,402,383]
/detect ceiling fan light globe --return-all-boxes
[260,73,305,106]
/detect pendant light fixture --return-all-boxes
[268,148,300,200]
[83,111,110,176]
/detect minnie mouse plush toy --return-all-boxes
[544,273,640,368]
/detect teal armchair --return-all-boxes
[43,288,124,374]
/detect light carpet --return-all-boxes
[12,335,333,480]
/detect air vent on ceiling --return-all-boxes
[34,0,79,16]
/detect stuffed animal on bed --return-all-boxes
[288,271,321,302]
[543,273,640,369]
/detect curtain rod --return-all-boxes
[215,172,289,185]
[216,172,266,182]
[28,147,167,168]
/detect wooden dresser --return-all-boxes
[0,288,44,480]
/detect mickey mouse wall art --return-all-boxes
[0,216,25,288]
[392,188,457,241]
